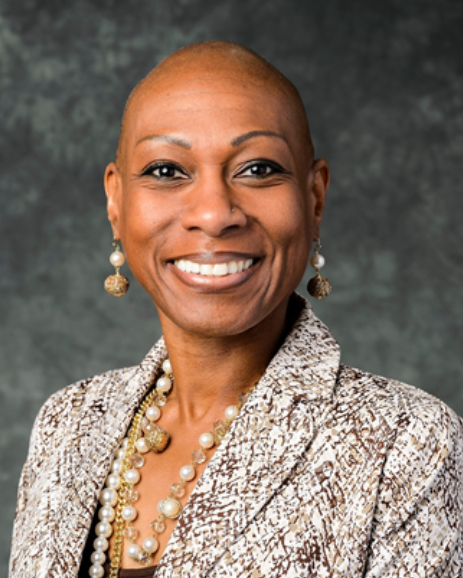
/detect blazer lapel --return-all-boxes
[156,295,341,577]
[47,338,168,576]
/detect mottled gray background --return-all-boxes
[2,0,462,571]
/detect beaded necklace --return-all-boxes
[88,359,256,578]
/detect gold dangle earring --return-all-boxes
[104,238,130,297]
[307,238,332,299]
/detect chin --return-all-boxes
[174,307,260,338]
[153,293,269,338]
[154,286,293,340]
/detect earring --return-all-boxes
[104,238,130,297]
[307,238,332,299]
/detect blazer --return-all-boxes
[9,295,463,577]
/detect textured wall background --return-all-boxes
[2,0,463,571]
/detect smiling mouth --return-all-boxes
[173,258,256,277]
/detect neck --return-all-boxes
[157,297,292,423]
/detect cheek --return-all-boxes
[259,189,313,296]
[264,190,312,260]
[117,191,165,271]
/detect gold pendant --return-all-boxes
[145,425,170,453]
[104,272,130,297]
[307,273,332,299]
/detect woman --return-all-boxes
[9,41,463,578]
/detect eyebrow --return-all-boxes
[136,134,192,149]
[230,130,289,147]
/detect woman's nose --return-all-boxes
[181,176,247,237]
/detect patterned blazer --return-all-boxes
[9,295,463,577]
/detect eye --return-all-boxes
[237,160,286,179]
[141,162,188,180]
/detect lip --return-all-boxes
[167,256,261,292]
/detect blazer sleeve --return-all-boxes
[364,399,463,577]
[9,382,85,577]
[9,396,51,575]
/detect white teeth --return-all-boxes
[200,264,213,275]
[212,263,228,276]
[228,261,238,274]
[173,258,255,277]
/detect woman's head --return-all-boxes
[105,41,329,337]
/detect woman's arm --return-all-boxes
[364,400,463,577]
[9,380,88,577]
[9,396,52,575]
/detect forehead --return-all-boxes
[124,72,297,150]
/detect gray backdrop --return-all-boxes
[2,0,462,572]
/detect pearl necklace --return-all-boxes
[89,359,255,578]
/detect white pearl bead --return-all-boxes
[143,537,159,554]
[156,376,172,393]
[121,505,137,521]
[180,465,195,481]
[127,544,142,560]
[89,563,104,578]
[106,473,121,489]
[115,448,125,460]
[161,498,181,518]
[91,551,106,565]
[109,251,125,267]
[224,405,239,420]
[146,406,161,421]
[111,459,123,474]
[98,506,115,522]
[135,437,150,454]
[121,438,129,449]
[199,432,214,449]
[99,488,117,506]
[162,359,172,375]
[143,421,156,434]
[93,537,108,551]
[310,253,325,269]
[124,468,140,485]
[95,521,112,538]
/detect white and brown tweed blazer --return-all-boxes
[9,296,463,577]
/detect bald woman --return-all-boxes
[10,42,463,578]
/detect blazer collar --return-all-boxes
[53,293,340,576]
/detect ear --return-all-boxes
[104,162,123,239]
[310,158,330,240]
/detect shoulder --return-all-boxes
[334,363,463,466]
[336,362,461,425]
[333,368,463,561]
[30,365,137,451]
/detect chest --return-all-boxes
[153,422,389,578]
[111,433,219,569]
[22,396,394,578]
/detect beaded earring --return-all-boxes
[307,238,332,299]
[104,238,130,297]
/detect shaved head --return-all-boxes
[115,41,313,168]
